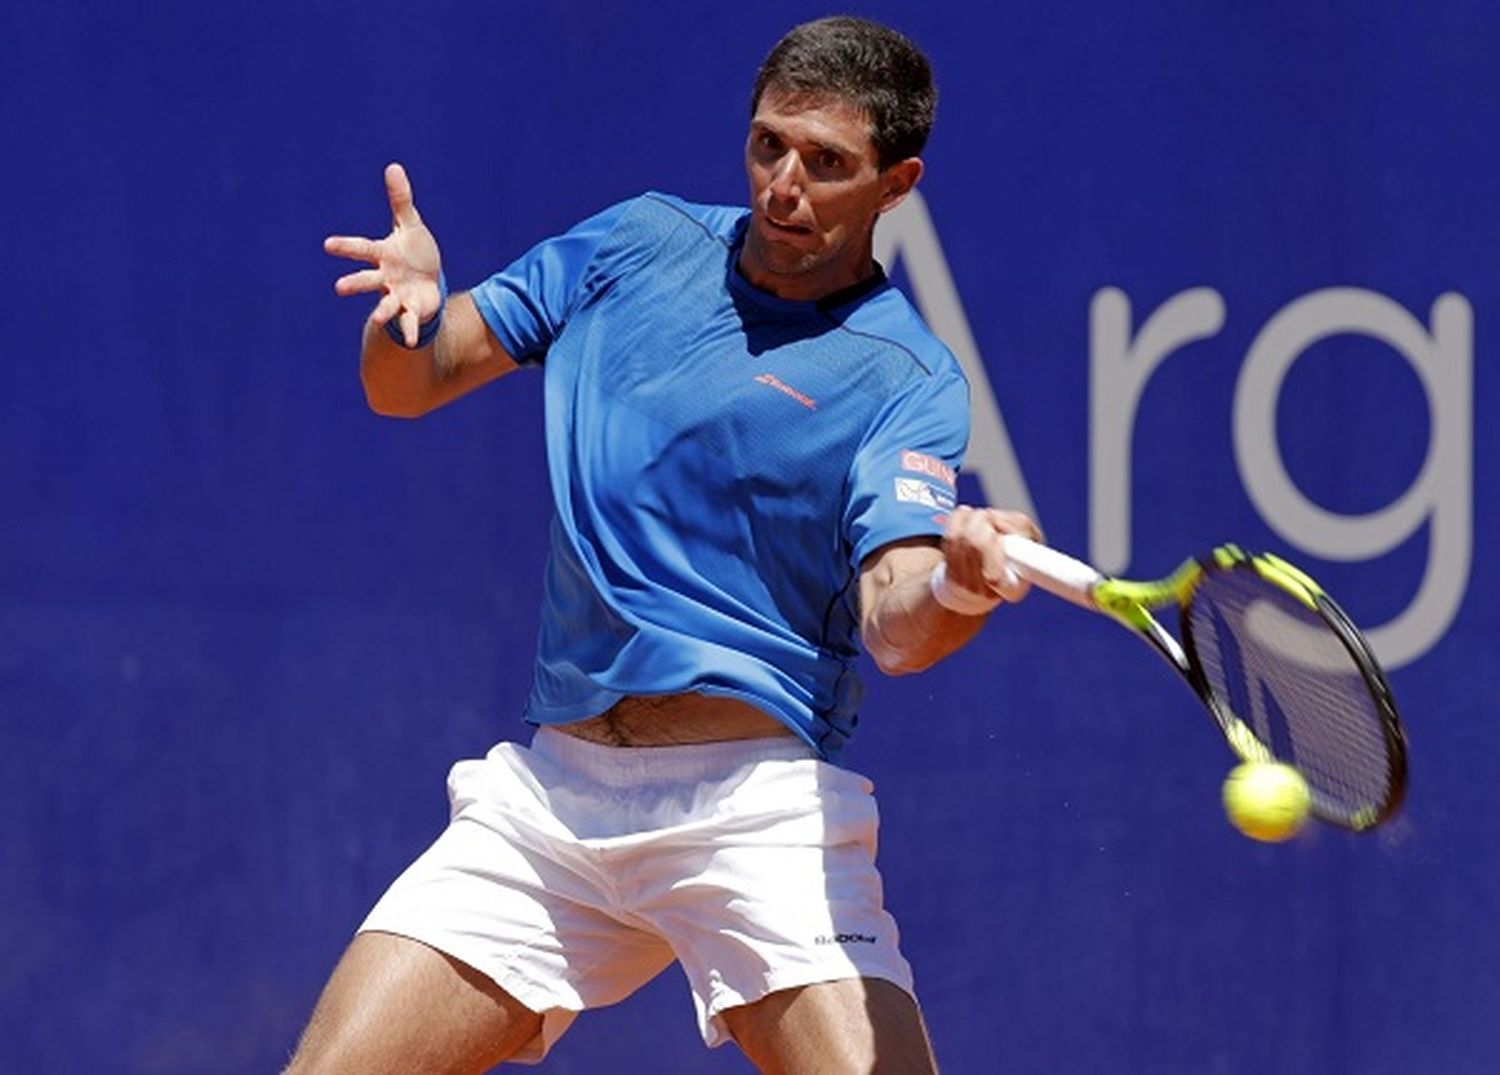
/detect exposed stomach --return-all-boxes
[555,692,795,746]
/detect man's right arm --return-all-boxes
[859,507,1040,675]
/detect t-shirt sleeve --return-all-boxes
[844,361,970,568]
[467,199,633,364]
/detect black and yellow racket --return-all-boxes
[1000,535,1407,832]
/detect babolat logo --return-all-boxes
[815,933,877,945]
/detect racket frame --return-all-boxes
[1179,546,1407,830]
[999,535,1407,831]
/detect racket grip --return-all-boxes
[999,534,1104,609]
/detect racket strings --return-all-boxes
[1187,571,1398,824]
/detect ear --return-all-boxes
[877,157,924,214]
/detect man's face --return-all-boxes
[740,88,919,302]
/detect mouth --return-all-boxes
[760,215,814,238]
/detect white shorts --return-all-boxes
[359,726,914,1063]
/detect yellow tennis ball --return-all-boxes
[1222,761,1310,842]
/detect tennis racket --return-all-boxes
[999,535,1407,832]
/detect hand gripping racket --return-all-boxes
[999,535,1408,832]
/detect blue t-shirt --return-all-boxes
[471,193,969,757]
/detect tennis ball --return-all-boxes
[1222,761,1310,842]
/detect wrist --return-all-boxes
[383,271,448,350]
[929,561,1001,616]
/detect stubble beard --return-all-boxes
[746,224,825,281]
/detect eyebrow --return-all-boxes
[749,119,859,160]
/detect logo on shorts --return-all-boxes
[815,932,878,945]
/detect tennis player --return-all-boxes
[297,16,1038,1073]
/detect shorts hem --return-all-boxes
[702,968,917,1049]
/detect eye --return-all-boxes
[754,131,782,155]
[818,150,844,171]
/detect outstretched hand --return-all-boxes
[325,163,444,347]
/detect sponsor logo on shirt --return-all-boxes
[899,449,956,488]
[816,933,878,945]
[753,373,817,410]
[895,477,955,510]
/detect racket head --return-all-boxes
[1179,546,1408,832]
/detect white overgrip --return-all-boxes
[998,534,1105,610]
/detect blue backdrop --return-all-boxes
[3,2,1496,1071]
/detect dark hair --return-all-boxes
[751,16,937,169]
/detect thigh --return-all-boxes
[721,977,937,1075]
[285,930,542,1075]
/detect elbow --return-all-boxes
[868,640,939,677]
[365,395,429,419]
[863,612,943,677]
[361,375,433,418]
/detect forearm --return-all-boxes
[360,292,516,417]
[358,308,447,417]
[859,509,1040,675]
[862,548,989,675]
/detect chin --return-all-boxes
[751,234,819,274]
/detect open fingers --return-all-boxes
[396,307,419,349]
[370,290,403,327]
[324,234,381,263]
[334,268,386,296]
[385,162,421,227]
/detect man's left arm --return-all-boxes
[859,507,1040,674]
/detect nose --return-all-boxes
[767,152,803,210]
